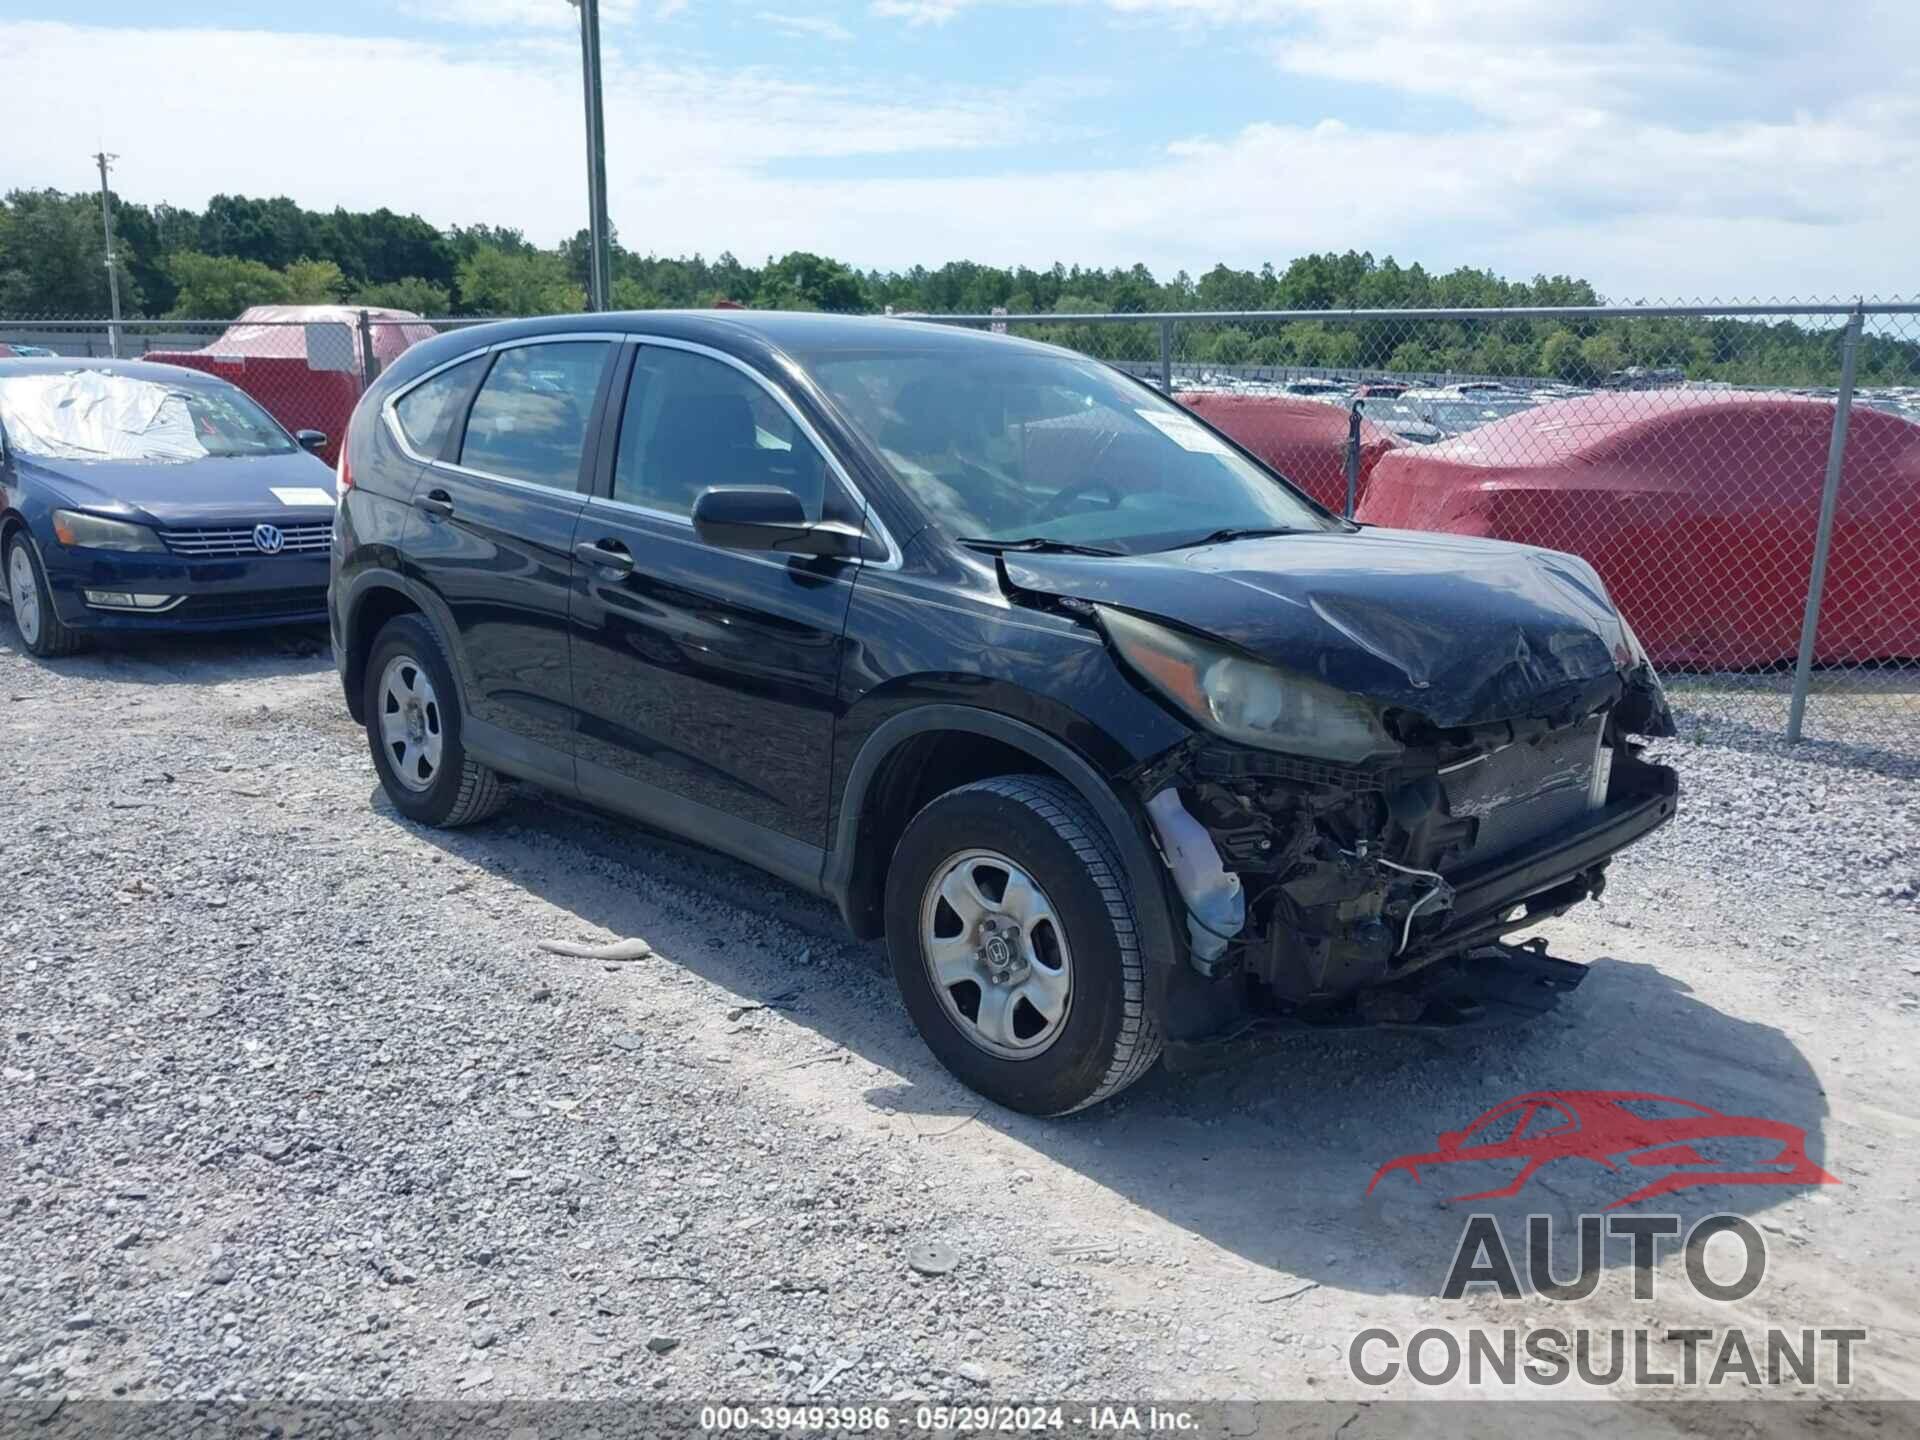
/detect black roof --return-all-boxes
[642,310,1034,353]
[0,356,239,389]
[384,309,1059,388]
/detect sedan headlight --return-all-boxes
[51,510,165,552]
[1100,606,1399,764]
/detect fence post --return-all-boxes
[1786,302,1865,744]
[1344,401,1365,519]
[1159,317,1174,394]
[356,309,380,389]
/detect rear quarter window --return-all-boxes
[393,355,485,457]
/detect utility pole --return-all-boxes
[569,0,612,311]
[93,151,123,357]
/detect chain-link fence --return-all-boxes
[6,302,1918,763]
[919,302,1920,764]
[0,313,493,466]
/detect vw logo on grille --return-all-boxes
[252,523,286,555]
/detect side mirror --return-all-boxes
[296,430,329,453]
[691,486,863,559]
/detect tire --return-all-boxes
[362,614,510,827]
[884,775,1162,1116]
[5,531,86,658]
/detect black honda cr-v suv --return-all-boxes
[329,312,1677,1114]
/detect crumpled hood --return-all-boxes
[1002,526,1649,729]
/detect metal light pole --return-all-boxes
[93,151,123,357]
[570,0,612,311]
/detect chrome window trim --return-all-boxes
[611,333,903,571]
[380,332,623,488]
[427,459,596,501]
[380,328,903,568]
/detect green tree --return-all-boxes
[1578,333,1625,379]
[609,275,664,310]
[753,251,866,312]
[352,276,452,315]
[1540,328,1584,381]
[1386,339,1446,374]
[164,251,291,317]
[1207,327,1255,365]
[455,246,582,315]
[283,257,348,304]
[0,189,134,315]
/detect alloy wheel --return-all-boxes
[919,848,1073,1060]
[377,653,445,793]
[8,545,41,648]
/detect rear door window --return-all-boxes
[459,341,611,489]
[393,355,485,457]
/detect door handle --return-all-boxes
[414,489,454,519]
[574,539,634,575]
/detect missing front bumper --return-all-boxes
[1162,937,1589,1072]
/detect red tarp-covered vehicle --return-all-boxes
[1176,392,1399,513]
[144,306,439,465]
[1355,390,1920,668]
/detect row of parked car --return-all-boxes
[0,311,1683,1116]
[1174,376,1920,670]
[9,305,1915,674]
[1173,374,1599,441]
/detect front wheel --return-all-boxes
[884,776,1162,1115]
[6,532,85,657]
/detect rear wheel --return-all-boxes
[5,533,85,658]
[362,614,509,827]
[884,776,1162,1115]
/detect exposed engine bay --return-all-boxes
[1131,664,1678,1047]
[988,525,1683,1055]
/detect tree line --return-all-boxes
[1,188,1908,386]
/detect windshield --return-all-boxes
[0,369,295,463]
[1421,398,1536,432]
[803,348,1334,553]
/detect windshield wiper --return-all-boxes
[958,536,1122,557]
[1169,526,1307,550]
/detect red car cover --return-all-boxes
[143,306,439,466]
[1176,392,1398,513]
[1356,390,1920,668]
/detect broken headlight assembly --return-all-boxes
[1099,606,1400,765]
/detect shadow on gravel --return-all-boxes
[0,621,331,685]
[386,784,1831,1302]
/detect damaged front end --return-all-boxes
[1129,685,1676,1065]
[995,529,1680,1062]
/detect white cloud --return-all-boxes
[406,0,641,28]
[0,21,1033,218]
[868,1,976,25]
[755,11,856,43]
[3,9,1915,303]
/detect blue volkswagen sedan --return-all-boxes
[1,358,339,655]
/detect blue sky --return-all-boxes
[2,2,1914,299]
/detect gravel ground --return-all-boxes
[3,624,1918,1417]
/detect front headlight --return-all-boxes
[1100,606,1400,764]
[51,510,166,552]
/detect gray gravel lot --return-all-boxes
[3,625,1918,1416]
